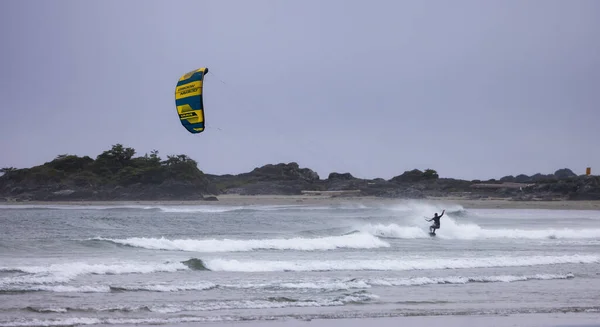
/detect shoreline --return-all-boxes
[2,194,600,210]
[125,312,600,327]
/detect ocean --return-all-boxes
[1,200,599,326]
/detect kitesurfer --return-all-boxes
[425,209,445,234]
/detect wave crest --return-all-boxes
[90,233,390,252]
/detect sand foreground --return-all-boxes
[117,312,600,327]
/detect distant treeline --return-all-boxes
[1,143,598,201]
[1,144,207,187]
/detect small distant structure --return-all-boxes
[586,167,591,176]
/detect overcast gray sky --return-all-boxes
[1,0,598,180]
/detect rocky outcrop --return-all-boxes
[390,169,439,183]
[500,168,577,184]
[328,172,354,180]
[555,168,577,179]
[519,176,600,200]
[240,162,320,182]
[0,144,218,201]
[207,162,322,195]
[0,180,217,202]
[1,145,599,201]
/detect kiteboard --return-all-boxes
[429,232,436,237]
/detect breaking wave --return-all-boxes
[0,261,188,286]
[357,222,600,240]
[0,273,574,294]
[16,291,378,314]
[90,232,390,252]
[2,305,600,326]
[200,254,599,272]
[0,203,373,213]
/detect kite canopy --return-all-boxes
[175,67,209,134]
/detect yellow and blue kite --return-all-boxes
[175,67,208,134]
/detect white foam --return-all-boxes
[277,279,371,290]
[152,205,248,213]
[220,273,574,290]
[0,203,339,213]
[0,261,188,286]
[453,226,600,240]
[0,204,151,210]
[0,317,102,327]
[2,285,112,293]
[0,204,247,212]
[148,203,375,213]
[357,221,600,240]
[254,273,574,290]
[384,200,465,214]
[93,232,390,252]
[146,292,378,313]
[1,293,379,320]
[123,281,216,292]
[359,223,427,238]
[469,208,600,219]
[202,254,599,272]
[367,273,575,286]
[0,273,575,294]
[149,298,341,313]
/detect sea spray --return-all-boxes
[357,222,600,240]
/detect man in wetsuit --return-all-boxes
[426,209,445,234]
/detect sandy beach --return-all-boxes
[5,194,600,210]
[183,313,600,327]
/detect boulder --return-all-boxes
[327,172,354,180]
[390,169,424,183]
[554,168,577,179]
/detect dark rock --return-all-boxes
[208,162,321,195]
[514,174,530,183]
[2,147,598,201]
[500,175,516,182]
[246,162,320,182]
[390,169,424,183]
[327,172,354,180]
[554,168,577,179]
[531,173,556,182]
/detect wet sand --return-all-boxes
[117,312,600,327]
